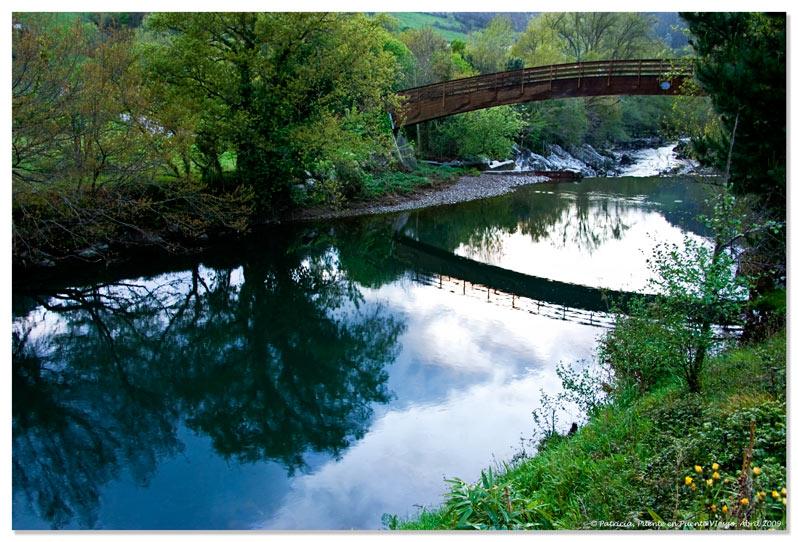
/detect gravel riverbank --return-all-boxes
[292,172,550,221]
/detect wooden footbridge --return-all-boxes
[396,58,695,126]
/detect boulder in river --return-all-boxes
[487,159,515,171]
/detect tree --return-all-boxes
[400,27,454,86]
[510,13,666,151]
[426,106,522,161]
[465,15,515,74]
[12,15,168,190]
[12,14,246,266]
[511,16,567,67]
[145,13,400,215]
[518,99,588,151]
[601,190,777,393]
[535,12,660,62]
[680,13,786,218]
[12,15,86,186]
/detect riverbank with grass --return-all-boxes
[392,328,786,531]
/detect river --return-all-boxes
[12,174,716,530]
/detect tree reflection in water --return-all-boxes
[12,234,405,528]
[403,177,714,258]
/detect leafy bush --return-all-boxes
[518,99,589,152]
[334,158,366,199]
[598,300,681,393]
[426,106,523,160]
[362,164,470,199]
[440,468,553,530]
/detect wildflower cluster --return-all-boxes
[681,461,786,528]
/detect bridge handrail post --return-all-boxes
[637,59,642,87]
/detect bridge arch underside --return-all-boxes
[399,75,691,126]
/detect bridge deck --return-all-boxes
[397,58,696,126]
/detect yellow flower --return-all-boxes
[712,472,720,480]
[694,465,703,474]
[722,505,729,514]
[740,497,750,506]
[781,488,787,497]
[710,504,717,512]
[752,467,762,476]
[712,463,719,471]
[706,479,714,487]
[782,497,787,506]
[685,476,693,486]
[758,491,766,499]
[690,483,697,491]
[772,490,781,499]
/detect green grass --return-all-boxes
[396,331,787,530]
[361,163,472,199]
[390,13,469,42]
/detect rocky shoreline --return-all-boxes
[19,139,707,273]
[420,138,704,179]
[293,138,706,222]
[292,172,550,222]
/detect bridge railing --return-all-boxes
[399,58,695,103]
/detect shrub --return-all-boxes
[440,468,553,530]
[334,158,366,199]
[598,300,680,393]
[426,106,523,160]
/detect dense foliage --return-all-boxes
[680,13,785,215]
[12,11,769,268]
[144,13,401,216]
[680,13,786,292]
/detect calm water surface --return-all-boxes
[12,176,713,529]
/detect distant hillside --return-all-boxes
[391,12,469,41]
[388,12,688,48]
[390,12,536,41]
[649,12,690,50]
[448,12,536,32]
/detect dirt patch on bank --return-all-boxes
[291,172,551,221]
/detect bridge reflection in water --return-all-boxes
[412,270,616,328]
[394,233,654,328]
[396,233,743,333]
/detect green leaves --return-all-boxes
[427,106,523,160]
[681,13,785,217]
[145,13,401,213]
[443,467,551,530]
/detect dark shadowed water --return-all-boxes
[12,176,714,530]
